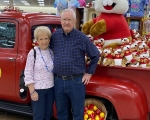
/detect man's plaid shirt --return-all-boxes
[50,28,100,76]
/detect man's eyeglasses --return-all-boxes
[61,19,74,22]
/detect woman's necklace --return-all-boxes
[38,47,53,72]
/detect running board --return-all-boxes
[0,100,33,116]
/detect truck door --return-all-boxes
[0,20,18,99]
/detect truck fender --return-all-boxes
[86,76,148,120]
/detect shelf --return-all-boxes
[125,17,143,35]
[75,8,84,31]
[75,7,99,31]
[83,7,99,23]
[142,18,150,35]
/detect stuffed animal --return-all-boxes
[112,47,126,67]
[130,29,141,40]
[122,44,133,64]
[82,0,131,48]
[121,38,130,46]
[136,41,149,56]
[139,52,149,68]
[130,58,140,67]
[102,47,114,66]
[130,41,139,56]
[87,35,94,43]
[53,0,69,16]
[94,38,105,48]
[96,46,103,64]
[32,39,38,47]
[146,58,150,68]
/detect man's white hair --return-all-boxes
[61,8,76,19]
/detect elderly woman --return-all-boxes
[24,26,54,120]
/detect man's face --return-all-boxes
[61,11,76,33]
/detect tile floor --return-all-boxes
[0,111,32,120]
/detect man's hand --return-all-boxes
[82,73,92,85]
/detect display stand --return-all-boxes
[125,17,143,36]
[75,7,99,31]
[83,7,99,23]
[142,18,150,35]
[75,7,84,30]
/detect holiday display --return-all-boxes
[82,0,132,48]
[92,29,150,68]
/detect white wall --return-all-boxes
[0,6,57,14]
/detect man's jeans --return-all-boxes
[54,75,85,120]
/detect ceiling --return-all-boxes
[0,0,93,7]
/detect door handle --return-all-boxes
[6,58,16,61]
[0,68,1,77]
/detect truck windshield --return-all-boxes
[31,24,61,40]
[0,22,16,48]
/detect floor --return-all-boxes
[0,110,57,120]
[0,111,32,120]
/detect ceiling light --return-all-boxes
[25,3,30,5]
[21,1,27,3]
[38,2,44,3]
[3,1,9,2]
[38,0,44,1]
[21,1,30,6]
[39,4,45,6]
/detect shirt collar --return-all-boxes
[62,28,75,37]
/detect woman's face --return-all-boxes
[37,32,50,50]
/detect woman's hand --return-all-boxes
[31,91,39,101]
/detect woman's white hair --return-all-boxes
[34,26,51,40]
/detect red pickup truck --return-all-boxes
[0,8,149,120]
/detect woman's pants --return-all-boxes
[31,87,54,120]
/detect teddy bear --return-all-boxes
[112,46,126,67]
[96,46,103,64]
[147,57,150,67]
[139,52,149,68]
[122,44,133,64]
[130,58,140,67]
[130,40,140,56]
[136,41,149,56]
[94,38,105,48]
[146,36,150,48]
[32,39,38,48]
[102,47,114,66]
[82,0,131,48]
[86,46,103,65]
[121,38,130,46]
[130,29,141,40]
